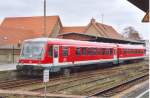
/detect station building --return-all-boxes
[0,16,143,63]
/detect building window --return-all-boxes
[82,48,86,55]
[76,47,81,56]
[62,47,68,56]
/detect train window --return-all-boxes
[124,49,126,54]
[135,50,137,54]
[88,48,91,55]
[102,48,105,55]
[90,48,94,55]
[54,47,58,58]
[93,48,97,55]
[62,47,68,56]
[97,48,101,55]
[114,48,116,55]
[127,49,128,54]
[48,46,53,57]
[129,49,131,54]
[110,48,112,55]
[139,50,141,54]
[140,50,141,54]
[105,49,109,55]
[82,48,86,55]
[76,48,81,56]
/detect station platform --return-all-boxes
[0,63,16,71]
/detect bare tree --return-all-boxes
[122,26,141,40]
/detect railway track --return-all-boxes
[61,69,148,96]
[30,62,148,96]
[87,73,148,97]
[0,61,148,98]
[4,61,145,91]
[99,75,148,97]
[0,78,42,89]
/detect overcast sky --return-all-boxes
[0,0,149,40]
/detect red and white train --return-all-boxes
[17,38,145,73]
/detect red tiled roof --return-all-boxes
[60,19,124,40]
[1,16,60,37]
[96,23,123,39]
[0,27,35,45]
[61,26,86,34]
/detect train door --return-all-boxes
[53,45,59,66]
[113,48,118,64]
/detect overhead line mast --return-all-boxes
[43,0,47,37]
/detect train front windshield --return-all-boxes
[21,42,45,59]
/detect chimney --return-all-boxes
[91,17,96,24]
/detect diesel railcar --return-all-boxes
[16,38,145,74]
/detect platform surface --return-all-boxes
[0,63,16,71]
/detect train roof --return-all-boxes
[24,38,145,49]
[117,44,145,49]
[24,38,116,48]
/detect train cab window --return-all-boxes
[76,48,81,56]
[82,48,86,55]
[62,47,68,56]
[102,48,105,55]
[48,46,53,57]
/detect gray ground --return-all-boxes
[140,92,149,98]
[122,82,149,98]
[0,63,16,71]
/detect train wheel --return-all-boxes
[63,69,70,77]
[16,70,26,78]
